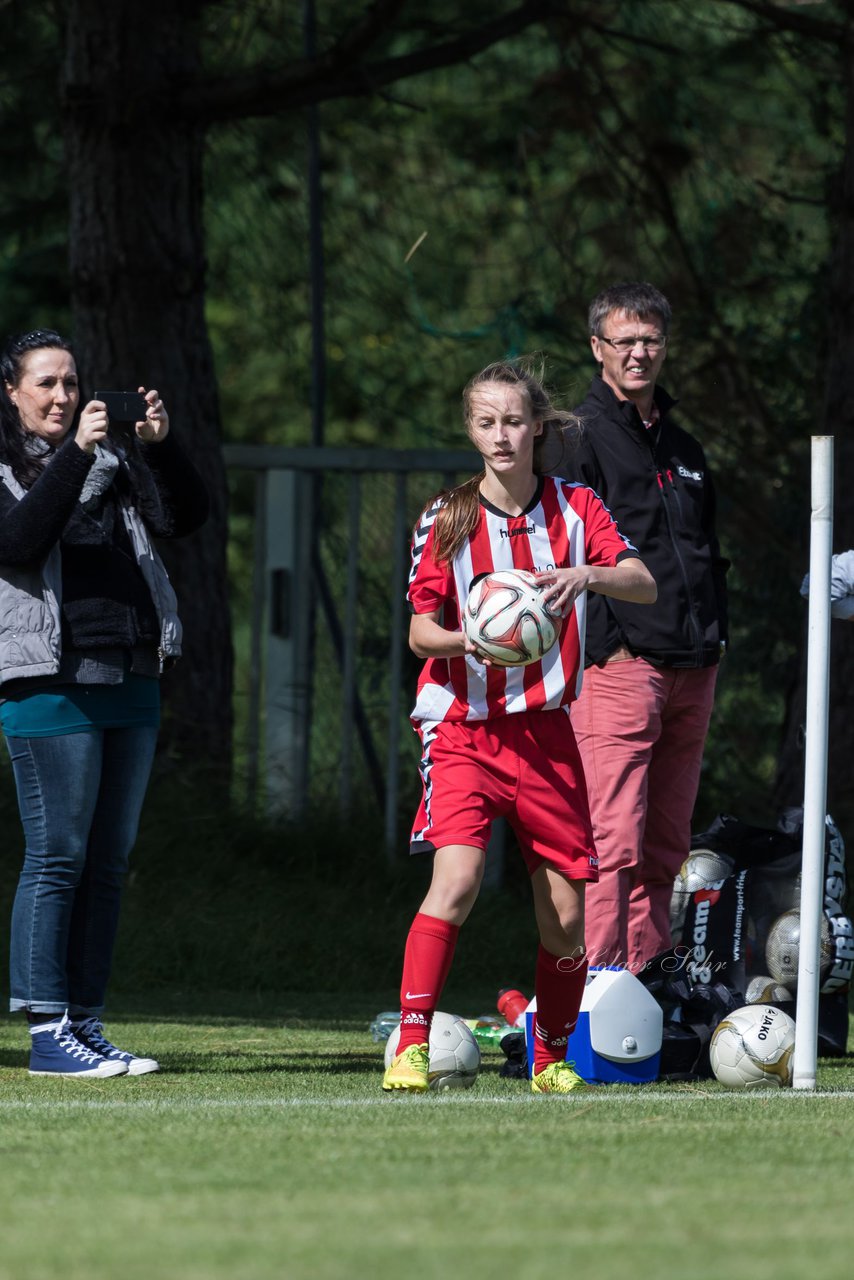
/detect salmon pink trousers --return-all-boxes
[570,656,718,974]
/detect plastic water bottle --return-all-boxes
[369,1012,400,1042]
[466,1015,508,1047]
[497,988,529,1028]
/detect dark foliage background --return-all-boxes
[0,1,853,1002]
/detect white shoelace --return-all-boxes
[53,1016,102,1064]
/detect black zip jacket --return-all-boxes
[547,376,729,668]
[0,432,209,658]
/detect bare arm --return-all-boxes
[534,557,657,617]
[409,610,470,660]
[409,609,500,666]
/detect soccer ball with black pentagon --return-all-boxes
[384,1011,481,1090]
[463,569,558,667]
[765,908,833,988]
[709,1004,796,1089]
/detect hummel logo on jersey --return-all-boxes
[405,992,432,1001]
[500,523,535,539]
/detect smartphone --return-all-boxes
[94,390,148,422]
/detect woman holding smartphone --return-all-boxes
[0,328,208,1077]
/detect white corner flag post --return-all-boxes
[792,435,834,1091]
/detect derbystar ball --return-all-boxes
[463,569,558,667]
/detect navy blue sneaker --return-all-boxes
[29,1014,127,1078]
[72,1017,160,1076]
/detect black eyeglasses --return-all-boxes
[598,334,667,353]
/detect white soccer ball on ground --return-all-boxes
[709,1003,796,1089]
[384,1011,481,1090]
[463,569,558,667]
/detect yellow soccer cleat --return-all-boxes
[531,1060,590,1094]
[382,1042,430,1093]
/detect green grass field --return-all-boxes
[1,996,852,1280]
[0,776,849,1278]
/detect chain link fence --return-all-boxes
[225,445,476,853]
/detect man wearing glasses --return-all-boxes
[550,281,729,973]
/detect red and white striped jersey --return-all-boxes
[407,476,637,724]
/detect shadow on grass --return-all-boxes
[102,986,491,1027]
[0,1048,389,1075]
[100,1004,394,1031]
[161,1051,384,1075]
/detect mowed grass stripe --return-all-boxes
[0,1012,850,1280]
[1,1086,854,1110]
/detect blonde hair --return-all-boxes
[429,358,579,564]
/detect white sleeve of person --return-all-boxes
[800,549,854,620]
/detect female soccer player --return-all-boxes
[383,359,656,1094]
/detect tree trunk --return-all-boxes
[775,26,854,837]
[62,0,233,771]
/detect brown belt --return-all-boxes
[603,645,635,664]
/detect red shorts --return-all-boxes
[409,708,599,881]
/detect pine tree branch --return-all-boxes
[179,0,561,124]
[712,0,847,45]
[332,0,409,63]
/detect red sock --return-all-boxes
[397,913,460,1053]
[533,945,588,1076]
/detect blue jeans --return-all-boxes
[6,726,158,1015]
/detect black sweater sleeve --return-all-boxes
[0,439,94,565]
[133,432,209,538]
